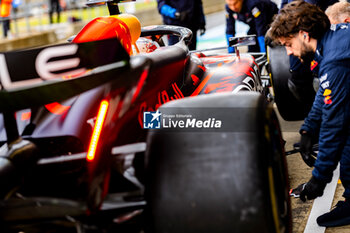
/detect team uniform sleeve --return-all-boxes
[312,65,350,183]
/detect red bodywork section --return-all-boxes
[72,16,133,54]
[195,54,261,95]
[0,16,265,212]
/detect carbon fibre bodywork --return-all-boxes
[0,22,269,231]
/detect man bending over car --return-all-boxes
[269,1,350,228]
[275,0,338,108]
[225,0,278,53]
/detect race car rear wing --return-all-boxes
[0,38,130,111]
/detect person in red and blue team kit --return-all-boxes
[296,0,350,168]
[157,0,206,50]
[278,0,338,113]
[269,1,350,227]
[225,0,278,53]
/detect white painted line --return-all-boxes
[303,164,340,233]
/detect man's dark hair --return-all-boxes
[269,1,330,41]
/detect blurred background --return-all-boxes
[0,0,228,51]
[1,0,155,38]
[0,0,281,51]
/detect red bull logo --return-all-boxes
[323,89,332,105]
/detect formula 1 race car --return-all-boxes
[0,0,296,232]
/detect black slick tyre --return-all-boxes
[145,92,291,233]
[268,45,312,121]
